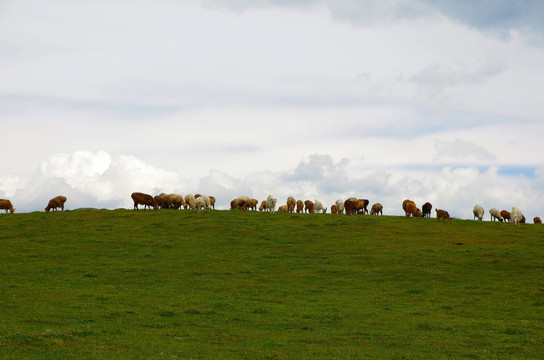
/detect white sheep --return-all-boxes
[194,197,206,211]
[314,200,327,214]
[489,208,503,222]
[511,207,524,226]
[473,205,484,221]
[335,199,344,214]
[266,195,277,213]
[200,195,211,210]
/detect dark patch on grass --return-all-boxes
[406,289,424,294]
[159,310,177,317]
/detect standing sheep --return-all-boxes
[296,200,304,213]
[370,203,383,215]
[335,199,344,214]
[511,207,524,226]
[330,205,338,214]
[403,200,416,218]
[473,205,484,221]
[287,196,296,213]
[131,193,157,211]
[534,217,542,224]
[422,202,432,218]
[314,200,327,214]
[436,209,452,221]
[500,210,511,223]
[266,195,277,213]
[184,194,196,209]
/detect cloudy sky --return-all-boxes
[1,0,543,219]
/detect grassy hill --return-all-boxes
[1,209,543,359]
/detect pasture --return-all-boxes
[0,210,543,359]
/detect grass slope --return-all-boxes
[1,210,543,359]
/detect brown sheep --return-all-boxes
[236,196,250,210]
[278,205,288,212]
[356,199,369,214]
[209,196,216,209]
[436,209,452,221]
[422,202,432,218]
[534,217,542,224]
[500,210,511,222]
[154,195,166,209]
[0,199,14,214]
[304,200,315,214]
[230,199,237,210]
[131,193,157,211]
[370,203,382,215]
[413,208,423,217]
[296,200,304,213]
[403,200,416,218]
[330,204,338,214]
[344,197,357,215]
[259,200,267,211]
[45,195,67,212]
[170,194,186,209]
[287,196,296,213]
[246,198,259,211]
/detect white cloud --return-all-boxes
[433,139,497,162]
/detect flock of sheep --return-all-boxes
[0,193,541,225]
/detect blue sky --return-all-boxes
[1,0,543,220]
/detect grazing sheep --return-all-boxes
[230,199,237,210]
[414,208,423,217]
[287,196,296,213]
[314,200,327,214]
[170,194,186,209]
[303,200,314,213]
[266,195,277,213]
[194,196,206,211]
[356,199,369,214]
[246,198,259,211]
[403,200,416,218]
[184,194,196,209]
[331,205,338,214]
[200,195,211,210]
[344,197,357,215]
[236,196,250,210]
[158,193,173,209]
[0,199,14,214]
[422,202,432,218]
[335,199,344,214]
[436,209,451,221]
[500,210,511,223]
[259,200,267,211]
[473,205,484,221]
[45,195,67,212]
[296,200,304,213]
[370,203,383,215]
[511,207,524,226]
[154,195,165,209]
[278,205,288,212]
[131,193,157,211]
[534,217,542,224]
[489,208,503,222]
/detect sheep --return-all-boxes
[236,196,250,210]
[278,205,288,212]
[335,199,344,214]
[356,199,369,214]
[511,207,524,226]
[422,202,432,218]
[344,197,357,215]
[403,200,416,218]
[194,196,206,211]
[0,199,14,214]
[413,208,423,217]
[184,194,196,209]
[500,210,511,223]
[209,196,216,209]
[314,200,327,214]
[296,200,304,213]
[436,209,452,221]
[287,196,296,213]
[330,205,338,214]
[534,217,542,224]
[200,195,211,210]
[266,195,277,213]
[473,205,484,221]
[159,193,173,209]
[304,200,315,214]
[230,199,237,210]
[170,194,186,209]
[246,198,259,211]
[370,203,383,215]
[259,200,267,211]
[489,208,503,222]
[45,195,67,212]
[131,193,157,211]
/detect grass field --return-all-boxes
[1,209,543,359]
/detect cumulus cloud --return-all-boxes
[1,150,543,220]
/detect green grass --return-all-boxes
[1,209,543,359]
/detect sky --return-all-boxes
[1,0,544,219]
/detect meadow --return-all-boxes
[0,209,543,359]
